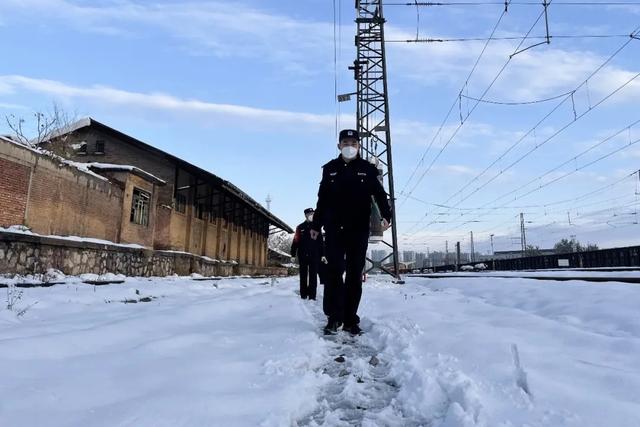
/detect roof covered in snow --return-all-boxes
[1,134,107,182]
[87,163,166,185]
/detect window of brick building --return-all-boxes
[95,140,105,155]
[130,188,151,226]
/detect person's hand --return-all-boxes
[310,229,320,240]
[321,256,328,264]
[381,219,391,231]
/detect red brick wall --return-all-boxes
[26,161,123,241]
[0,157,30,227]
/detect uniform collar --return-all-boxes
[338,154,361,165]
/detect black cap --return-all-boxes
[304,208,315,215]
[339,129,359,142]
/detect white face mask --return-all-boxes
[341,146,358,160]
[306,214,313,222]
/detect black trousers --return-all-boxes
[298,255,318,299]
[323,228,369,325]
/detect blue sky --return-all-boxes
[1,0,639,254]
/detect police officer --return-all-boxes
[310,129,391,335]
[291,208,324,300]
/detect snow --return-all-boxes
[270,246,292,258]
[86,162,167,184]
[157,250,224,263]
[1,274,639,426]
[0,226,147,249]
[70,141,86,150]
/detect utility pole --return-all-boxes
[445,240,449,265]
[350,0,402,282]
[456,241,461,271]
[520,212,527,256]
[470,231,475,263]
[490,233,495,256]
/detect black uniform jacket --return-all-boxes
[291,221,324,259]
[311,155,392,233]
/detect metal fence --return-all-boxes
[430,245,640,272]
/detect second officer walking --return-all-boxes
[290,208,324,300]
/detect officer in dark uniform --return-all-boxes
[291,208,324,300]
[310,129,391,335]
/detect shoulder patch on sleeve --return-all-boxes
[366,162,379,174]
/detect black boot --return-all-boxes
[344,323,362,335]
[323,319,342,335]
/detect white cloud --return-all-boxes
[432,164,477,176]
[0,0,336,74]
[0,102,28,110]
[386,25,640,103]
[0,75,351,131]
[394,119,497,147]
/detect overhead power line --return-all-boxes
[406,171,640,245]
[398,1,513,201]
[405,24,640,236]
[385,1,640,7]
[485,119,640,207]
[406,168,640,242]
[433,169,640,238]
[403,7,547,198]
[447,69,640,213]
[460,90,575,105]
[387,34,634,43]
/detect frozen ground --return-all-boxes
[1,274,639,426]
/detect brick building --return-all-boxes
[0,118,292,268]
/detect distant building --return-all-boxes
[415,252,428,268]
[371,249,388,263]
[402,250,415,263]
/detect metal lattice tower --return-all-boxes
[351,0,401,280]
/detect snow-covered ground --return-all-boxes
[1,274,639,426]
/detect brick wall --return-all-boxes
[26,158,123,241]
[0,157,30,227]
[1,140,124,241]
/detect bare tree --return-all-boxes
[4,103,75,148]
[524,245,542,256]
